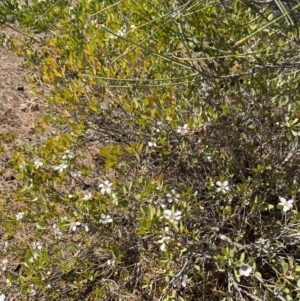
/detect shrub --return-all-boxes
[1,0,300,300]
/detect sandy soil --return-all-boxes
[0,27,42,193]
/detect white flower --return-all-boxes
[0,294,5,301]
[71,171,82,177]
[177,124,188,135]
[162,226,169,233]
[148,141,156,147]
[163,209,182,222]
[34,159,43,169]
[15,212,24,221]
[239,263,252,277]
[200,82,212,96]
[84,225,89,232]
[62,150,74,160]
[1,259,8,271]
[107,259,115,266]
[99,181,113,194]
[152,121,163,133]
[83,192,93,201]
[116,27,126,37]
[52,224,63,239]
[53,163,68,173]
[278,197,294,212]
[30,284,37,296]
[157,236,171,251]
[90,19,99,28]
[112,193,119,205]
[216,180,230,193]
[32,241,42,250]
[181,274,188,287]
[166,190,180,203]
[204,155,212,162]
[100,213,113,224]
[69,221,81,232]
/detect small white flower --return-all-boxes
[30,284,37,296]
[152,121,163,133]
[34,159,43,169]
[84,225,89,232]
[181,274,188,287]
[163,209,182,222]
[52,224,63,239]
[157,236,171,251]
[100,213,113,224]
[239,263,252,277]
[1,259,8,271]
[278,197,294,212]
[216,180,230,193]
[200,82,212,96]
[112,193,119,205]
[15,212,24,221]
[62,150,74,160]
[69,221,81,232]
[107,259,115,266]
[53,163,68,173]
[162,226,169,233]
[148,141,156,147]
[177,124,188,135]
[90,19,99,28]
[83,192,93,201]
[99,181,113,194]
[0,294,5,301]
[116,27,126,37]
[204,155,212,162]
[71,171,82,177]
[166,190,180,203]
[32,241,42,250]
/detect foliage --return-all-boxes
[1,0,300,300]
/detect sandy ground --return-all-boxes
[0,27,43,193]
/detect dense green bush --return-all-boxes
[1,0,300,300]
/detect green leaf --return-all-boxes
[240,252,245,263]
[280,258,289,276]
